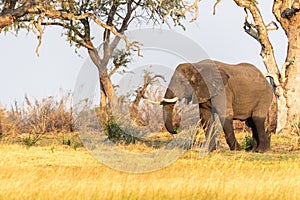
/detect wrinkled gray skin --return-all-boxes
[163,59,273,152]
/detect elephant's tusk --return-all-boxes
[145,97,179,105]
[161,97,179,103]
[146,99,162,105]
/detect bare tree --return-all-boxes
[130,70,166,125]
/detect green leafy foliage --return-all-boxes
[104,116,140,144]
[112,49,131,69]
[173,125,180,134]
[62,135,83,150]
[244,135,253,151]
[22,135,40,148]
[1,0,192,49]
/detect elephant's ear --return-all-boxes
[188,61,228,103]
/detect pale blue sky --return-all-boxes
[0,1,287,106]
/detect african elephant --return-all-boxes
[158,59,273,152]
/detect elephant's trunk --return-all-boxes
[163,103,176,134]
[163,88,178,134]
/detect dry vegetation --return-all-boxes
[0,134,299,200]
[0,96,300,199]
[0,95,76,146]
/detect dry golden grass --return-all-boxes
[0,134,300,200]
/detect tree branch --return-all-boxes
[265,73,280,87]
[272,0,300,33]
[163,0,200,22]
[0,0,32,28]
[134,72,166,105]
[266,21,279,31]
[281,58,295,84]
[233,0,280,78]
[42,21,94,50]
[213,0,222,15]
[33,14,44,56]
[281,2,300,19]
[102,0,135,68]
[103,1,119,60]
[1,3,132,50]
[243,20,260,42]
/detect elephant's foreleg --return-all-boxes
[223,118,242,151]
[199,104,212,129]
[199,105,217,152]
[204,113,220,152]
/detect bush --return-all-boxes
[104,116,140,144]
[22,135,40,147]
[291,120,300,148]
[1,94,76,137]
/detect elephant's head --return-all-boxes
[162,61,228,134]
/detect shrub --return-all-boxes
[244,135,253,151]
[1,94,76,137]
[22,135,40,147]
[291,120,300,148]
[104,116,140,144]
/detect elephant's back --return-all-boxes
[218,61,271,91]
[216,61,265,78]
[194,59,271,90]
[234,62,265,78]
[196,59,265,78]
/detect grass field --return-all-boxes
[0,134,300,200]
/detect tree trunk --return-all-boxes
[100,89,107,108]
[88,47,117,108]
[0,114,2,135]
[277,12,300,132]
[99,72,117,107]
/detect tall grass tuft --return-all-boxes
[0,94,76,145]
[291,119,300,149]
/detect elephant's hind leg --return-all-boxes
[246,118,258,151]
[223,118,242,151]
[251,117,270,153]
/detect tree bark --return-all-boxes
[88,47,117,108]
[0,113,2,135]
[100,89,107,108]
[270,0,300,132]
[279,11,300,131]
